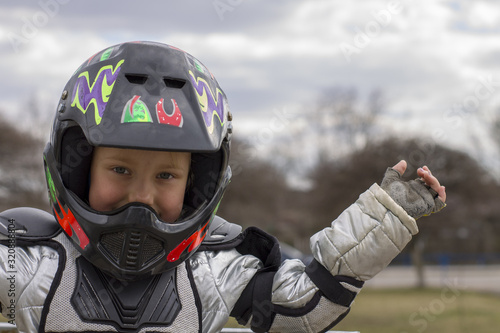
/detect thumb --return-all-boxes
[392,160,407,176]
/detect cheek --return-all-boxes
[157,187,186,223]
[88,177,124,212]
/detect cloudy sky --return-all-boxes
[0,0,499,175]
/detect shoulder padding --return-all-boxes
[201,215,242,247]
[0,207,61,240]
[200,217,282,268]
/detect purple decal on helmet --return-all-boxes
[188,70,224,134]
[71,59,125,125]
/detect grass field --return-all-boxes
[332,288,500,333]
[3,288,499,332]
[224,287,500,333]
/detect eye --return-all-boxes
[157,172,173,180]
[113,166,129,175]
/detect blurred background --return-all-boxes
[1,1,500,332]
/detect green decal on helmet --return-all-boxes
[100,47,114,61]
[121,95,153,123]
[44,162,57,203]
[194,60,205,73]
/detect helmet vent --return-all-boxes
[100,230,164,269]
[125,74,148,84]
[163,77,186,89]
[100,231,126,261]
[141,235,164,264]
[126,231,142,268]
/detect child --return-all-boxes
[0,41,446,333]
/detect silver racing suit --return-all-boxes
[0,183,418,333]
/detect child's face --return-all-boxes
[89,147,191,223]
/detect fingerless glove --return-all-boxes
[381,168,446,219]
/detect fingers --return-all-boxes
[386,161,447,204]
[437,186,446,203]
[417,166,446,203]
[392,160,407,176]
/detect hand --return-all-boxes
[381,160,446,219]
[416,165,446,203]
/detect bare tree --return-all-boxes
[307,137,500,286]
[491,107,500,163]
[311,87,383,162]
[218,137,290,233]
[0,113,47,211]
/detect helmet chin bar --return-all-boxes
[95,203,167,275]
[71,191,223,281]
[99,225,165,273]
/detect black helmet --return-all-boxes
[43,41,232,280]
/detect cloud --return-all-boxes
[0,0,499,172]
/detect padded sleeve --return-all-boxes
[0,207,63,332]
[239,184,417,332]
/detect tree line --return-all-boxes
[1,89,500,266]
[220,136,500,262]
[219,88,500,265]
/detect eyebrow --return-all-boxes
[97,149,190,170]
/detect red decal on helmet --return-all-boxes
[156,98,183,127]
[168,45,185,52]
[54,199,90,249]
[129,95,140,116]
[167,220,210,262]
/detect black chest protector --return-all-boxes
[70,256,182,331]
[0,207,243,333]
[44,235,200,333]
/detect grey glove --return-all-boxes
[381,167,446,219]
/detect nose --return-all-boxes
[128,179,157,211]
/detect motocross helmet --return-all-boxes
[43,41,232,281]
